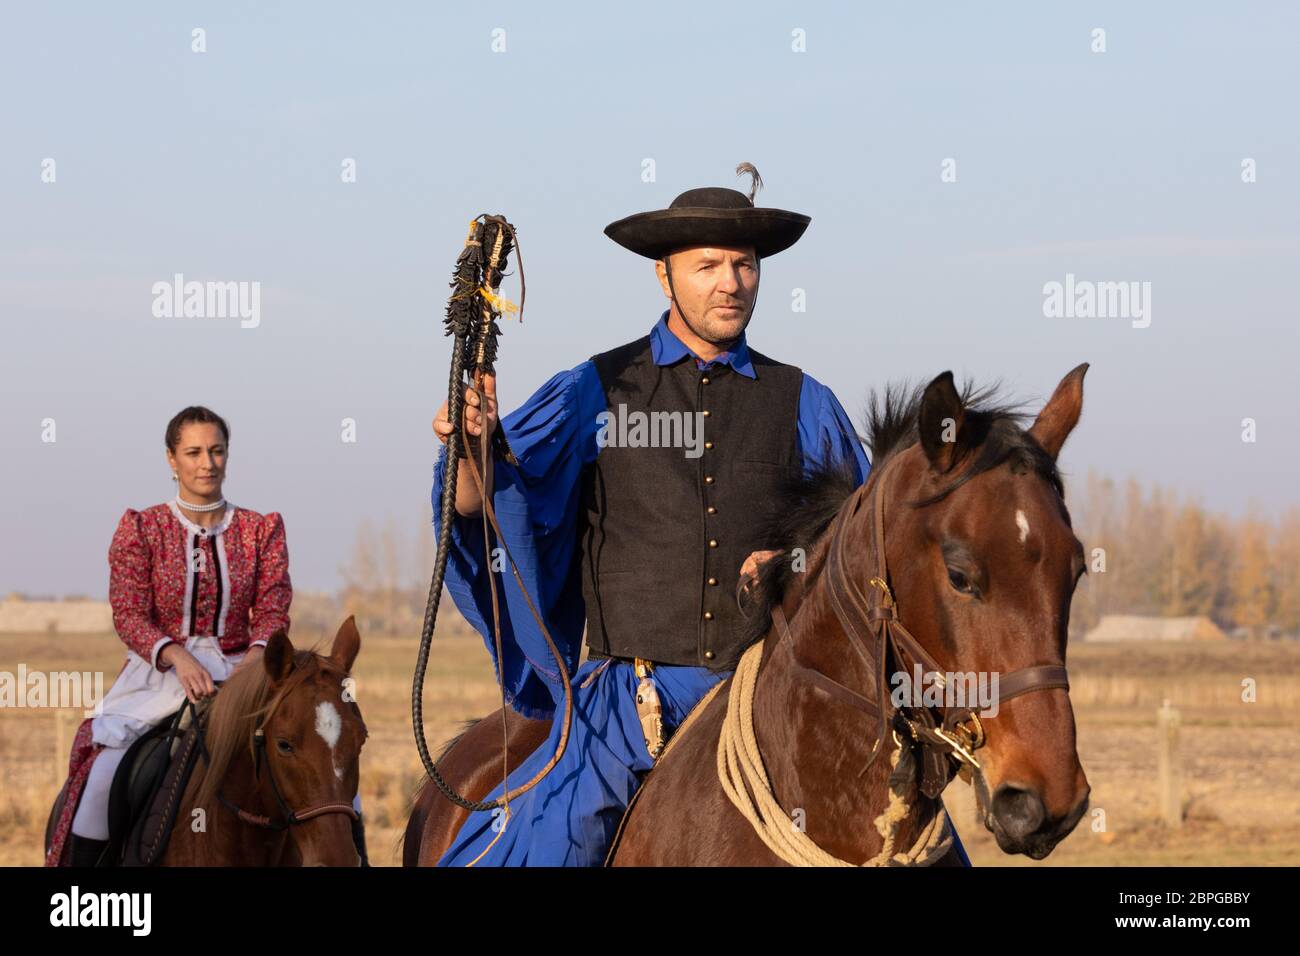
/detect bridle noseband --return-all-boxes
[771,452,1070,800]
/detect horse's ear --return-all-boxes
[918,371,967,473]
[1028,363,1088,461]
[329,615,361,673]
[263,630,295,684]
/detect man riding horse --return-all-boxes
[429,163,970,865]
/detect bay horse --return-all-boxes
[405,366,1091,865]
[48,618,367,866]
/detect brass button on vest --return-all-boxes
[701,376,710,385]
[705,475,715,484]
[709,539,718,548]
[704,650,716,661]
[703,611,714,620]
[708,577,718,586]
[707,506,717,515]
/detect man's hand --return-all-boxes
[740,549,781,587]
[433,374,499,517]
[433,374,498,445]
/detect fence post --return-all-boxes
[1156,698,1181,827]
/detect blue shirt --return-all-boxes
[433,311,871,718]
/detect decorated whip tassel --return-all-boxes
[412,215,572,816]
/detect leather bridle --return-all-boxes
[770,451,1070,801]
[189,671,360,832]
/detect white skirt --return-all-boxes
[91,636,245,750]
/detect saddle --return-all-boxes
[103,702,205,866]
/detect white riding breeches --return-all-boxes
[70,745,127,840]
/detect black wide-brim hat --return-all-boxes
[604,163,810,260]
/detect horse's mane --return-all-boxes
[741,378,1062,645]
[193,647,328,809]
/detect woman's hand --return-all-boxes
[160,643,216,703]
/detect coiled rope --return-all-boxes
[716,641,955,867]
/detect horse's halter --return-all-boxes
[771,451,1070,800]
[192,668,360,832]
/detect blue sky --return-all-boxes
[2,2,1297,595]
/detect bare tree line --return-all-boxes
[332,504,440,638]
[1070,472,1300,639]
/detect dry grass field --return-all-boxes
[3,625,1298,866]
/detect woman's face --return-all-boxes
[167,422,227,501]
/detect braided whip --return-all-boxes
[412,215,573,814]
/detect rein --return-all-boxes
[778,451,1070,801]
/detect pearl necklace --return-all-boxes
[175,495,226,513]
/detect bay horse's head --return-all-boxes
[198,617,368,865]
[870,364,1091,858]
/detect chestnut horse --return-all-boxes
[406,366,1091,865]
[48,618,367,866]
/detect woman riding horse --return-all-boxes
[46,405,366,866]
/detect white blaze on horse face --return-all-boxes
[1016,509,1030,545]
[315,700,344,779]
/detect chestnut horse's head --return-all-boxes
[869,364,1091,858]
[198,616,367,866]
[261,618,367,866]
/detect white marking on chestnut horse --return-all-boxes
[315,701,345,779]
[1016,509,1030,544]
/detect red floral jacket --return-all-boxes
[108,501,292,668]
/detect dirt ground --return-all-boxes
[3,628,1297,866]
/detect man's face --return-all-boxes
[655,245,759,345]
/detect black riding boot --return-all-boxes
[68,835,108,867]
[351,813,370,867]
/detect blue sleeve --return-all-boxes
[431,361,605,719]
[795,372,872,483]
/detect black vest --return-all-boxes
[579,334,803,671]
